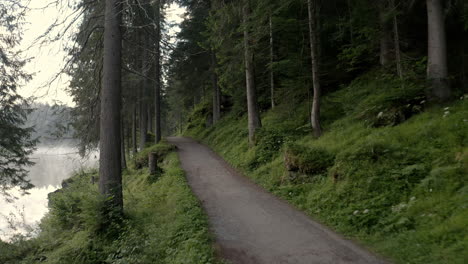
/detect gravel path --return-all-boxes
[168,137,388,264]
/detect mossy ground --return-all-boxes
[184,74,468,264]
[0,142,219,264]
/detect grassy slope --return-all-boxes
[0,143,219,264]
[185,75,468,264]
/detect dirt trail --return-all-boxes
[168,137,388,264]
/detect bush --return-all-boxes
[1,149,218,264]
[46,171,101,233]
[134,139,176,168]
[283,143,335,175]
[185,102,211,130]
[253,128,291,165]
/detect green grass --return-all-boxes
[133,139,177,168]
[184,74,468,264]
[0,143,219,264]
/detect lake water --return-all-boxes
[0,145,98,241]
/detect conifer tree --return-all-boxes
[99,0,123,212]
[426,0,451,101]
[243,0,262,145]
[0,1,37,197]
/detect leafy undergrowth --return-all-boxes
[185,74,468,264]
[134,141,177,168]
[0,143,218,264]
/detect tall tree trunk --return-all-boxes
[201,81,205,101]
[154,0,162,143]
[147,101,153,133]
[391,0,403,78]
[269,15,275,109]
[99,0,123,212]
[139,86,148,150]
[307,0,322,138]
[243,0,262,145]
[426,0,450,101]
[126,120,131,158]
[132,103,137,154]
[379,1,392,67]
[121,119,126,169]
[211,51,221,124]
[144,41,152,135]
[462,40,467,87]
[347,0,354,44]
[139,34,151,150]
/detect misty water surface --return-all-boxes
[0,145,98,241]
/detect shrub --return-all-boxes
[184,101,211,130]
[283,143,335,175]
[46,171,101,233]
[134,139,176,168]
[254,128,290,164]
[1,152,218,264]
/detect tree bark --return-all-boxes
[147,101,153,134]
[99,0,123,211]
[144,36,152,137]
[138,32,148,150]
[149,152,158,175]
[426,0,451,101]
[307,0,322,138]
[269,15,275,109]
[211,51,221,124]
[243,0,262,145]
[132,102,137,154]
[121,119,126,169]
[154,0,162,143]
[126,120,131,158]
[347,0,354,44]
[391,0,403,78]
[462,40,467,87]
[379,0,392,67]
[139,86,148,150]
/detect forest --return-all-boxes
[1,0,467,263]
[24,103,74,145]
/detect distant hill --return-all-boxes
[25,103,76,145]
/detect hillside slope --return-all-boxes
[184,74,468,264]
[169,137,388,263]
[0,143,219,264]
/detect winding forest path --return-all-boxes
[168,137,387,264]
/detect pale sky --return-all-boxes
[19,0,185,106]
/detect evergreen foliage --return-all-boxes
[166,0,467,131]
[0,1,37,196]
[65,0,104,155]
